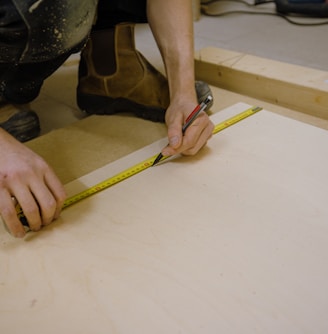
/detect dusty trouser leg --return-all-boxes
[0,0,38,142]
[0,0,97,141]
[77,0,213,122]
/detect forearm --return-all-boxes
[147,0,197,103]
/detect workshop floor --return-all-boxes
[34,8,328,135]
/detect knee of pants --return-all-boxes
[0,49,74,104]
[9,0,97,63]
[0,1,97,103]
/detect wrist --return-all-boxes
[169,82,198,106]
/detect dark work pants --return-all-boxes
[0,0,147,104]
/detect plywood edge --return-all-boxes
[195,47,328,119]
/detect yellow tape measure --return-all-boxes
[16,106,262,227]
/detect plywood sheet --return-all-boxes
[1,103,328,333]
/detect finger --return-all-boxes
[27,173,66,227]
[165,105,187,145]
[43,171,66,222]
[167,121,183,149]
[0,190,26,238]
[29,186,57,227]
[11,170,65,230]
[181,116,214,155]
[12,186,43,232]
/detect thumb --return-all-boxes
[162,122,183,156]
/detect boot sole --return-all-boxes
[77,92,166,122]
[0,110,40,142]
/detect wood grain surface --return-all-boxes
[1,103,327,334]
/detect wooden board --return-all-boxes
[195,47,328,119]
[1,103,328,333]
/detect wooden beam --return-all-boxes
[195,47,328,119]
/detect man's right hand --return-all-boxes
[0,129,66,237]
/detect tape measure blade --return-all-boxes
[213,106,262,135]
[62,153,159,209]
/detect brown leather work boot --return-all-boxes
[0,102,40,142]
[77,23,213,122]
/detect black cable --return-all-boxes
[200,0,328,26]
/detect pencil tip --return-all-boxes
[152,153,163,166]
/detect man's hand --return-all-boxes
[0,129,66,237]
[162,98,214,158]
